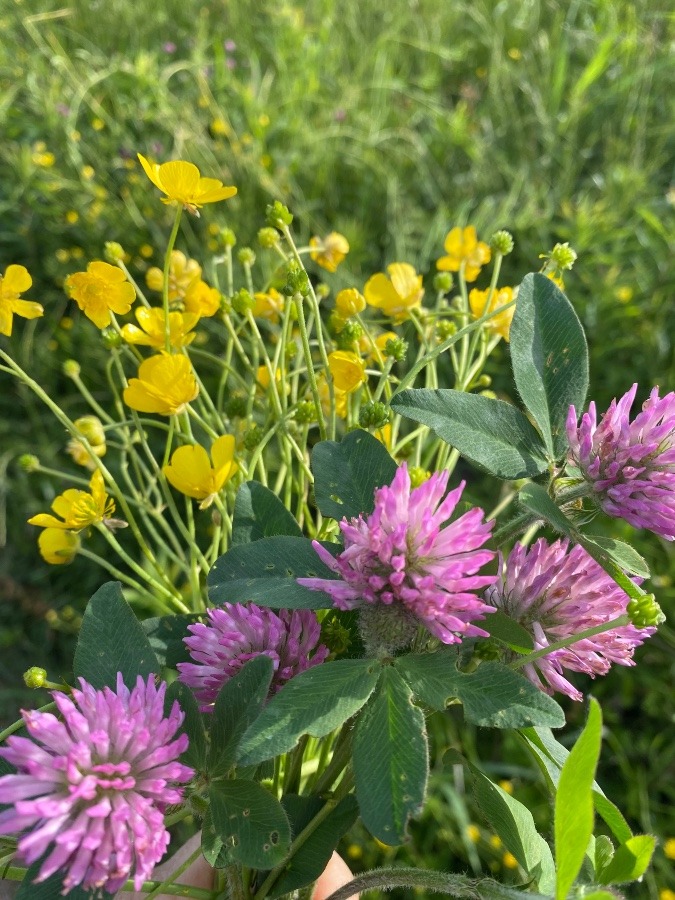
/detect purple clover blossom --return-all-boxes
[177,603,329,710]
[298,464,497,646]
[485,539,656,701]
[567,384,675,540]
[0,674,192,894]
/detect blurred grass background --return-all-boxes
[1,0,674,895]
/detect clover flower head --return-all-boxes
[65,261,135,329]
[0,674,193,894]
[177,603,329,710]
[364,263,424,321]
[437,226,491,282]
[298,464,496,646]
[138,154,237,214]
[485,538,656,701]
[567,384,675,540]
[0,265,43,337]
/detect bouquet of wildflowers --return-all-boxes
[0,154,668,899]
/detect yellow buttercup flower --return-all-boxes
[364,263,424,321]
[335,288,366,319]
[123,353,199,415]
[328,350,367,393]
[317,374,347,419]
[0,265,43,336]
[38,528,79,565]
[66,416,107,469]
[465,824,481,844]
[253,288,285,323]
[28,470,115,532]
[146,250,202,302]
[664,837,675,860]
[65,261,135,328]
[437,226,491,282]
[163,435,238,508]
[183,279,221,317]
[138,153,237,215]
[469,286,516,341]
[502,852,519,870]
[121,307,200,349]
[309,232,350,273]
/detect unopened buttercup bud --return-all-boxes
[232,289,254,315]
[549,242,577,271]
[436,320,457,341]
[490,230,514,256]
[408,466,430,488]
[433,272,453,293]
[104,241,125,263]
[284,263,310,297]
[243,425,263,450]
[336,320,363,350]
[265,200,293,229]
[73,415,105,447]
[335,288,366,318]
[18,454,40,473]
[101,327,123,349]
[257,227,280,248]
[220,227,237,247]
[294,400,318,424]
[63,359,81,378]
[383,337,407,362]
[315,283,330,301]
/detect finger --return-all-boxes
[311,851,358,900]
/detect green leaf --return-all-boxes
[353,667,428,844]
[520,727,632,844]
[15,866,92,899]
[460,757,555,893]
[164,680,208,773]
[555,698,603,900]
[577,893,617,900]
[597,835,655,884]
[207,536,339,609]
[483,610,534,653]
[580,535,650,579]
[510,272,588,458]
[311,428,398,519]
[395,650,565,728]
[201,805,230,869]
[73,581,158,689]
[208,655,274,777]
[231,480,302,545]
[209,779,291,868]
[390,389,549,479]
[237,659,380,766]
[519,482,576,537]
[141,612,199,667]
[595,835,615,874]
[267,795,359,898]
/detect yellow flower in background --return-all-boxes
[469,286,516,341]
[0,265,43,336]
[146,250,202,302]
[184,279,221,317]
[437,226,491,282]
[65,261,135,328]
[66,416,107,469]
[121,307,200,349]
[364,263,424,321]
[38,528,79,565]
[335,288,366,319]
[123,353,199,415]
[28,470,115,532]
[256,365,289,395]
[465,824,481,844]
[137,153,237,215]
[664,837,675,860]
[253,288,285,323]
[309,232,350,272]
[163,435,238,507]
[502,852,519,870]
[374,422,392,449]
[328,350,367,393]
[317,374,347,419]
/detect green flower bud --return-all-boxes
[220,227,237,247]
[626,594,666,628]
[237,247,256,267]
[549,242,577,271]
[232,288,254,315]
[408,466,430,488]
[224,395,248,418]
[359,400,390,430]
[24,667,48,689]
[73,415,106,446]
[383,337,407,362]
[475,374,492,388]
[433,272,454,293]
[103,241,125,263]
[315,283,330,301]
[101,327,123,349]
[18,453,40,473]
[284,262,310,297]
[490,230,514,256]
[321,615,352,655]
[265,200,293,229]
[243,425,263,450]
[294,400,318,424]
[336,320,364,350]
[436,320,457,341]
[257,227,280,248]
[285,341,298,361]
[63,359,81,378]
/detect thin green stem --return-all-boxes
[162,208,184,350]
[511,615,630,668]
